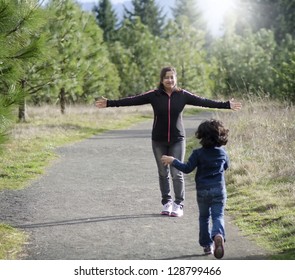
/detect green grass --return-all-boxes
[0,224,27,259]
[226,180,295,259]
[186,100,295,259]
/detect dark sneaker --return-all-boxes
[214,234,225,259]
[203,246,213,255]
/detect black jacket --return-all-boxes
[107,88,230,143]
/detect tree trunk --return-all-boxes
[18,79,26,122]
[60,87,66,114]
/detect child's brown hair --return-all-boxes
[195,119,229,148]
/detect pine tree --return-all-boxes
[113,18,164,95]
[0,0,46,150]
[29,0,120,112]
[172,0,205,30]
[123,0,166,36]
[161,18,212,95]
[16,1,47,122]
[235,0,295,42]
[93,0,118,42]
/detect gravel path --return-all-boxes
[0,113,270,260]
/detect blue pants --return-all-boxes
[152,140,185,205]
[197,187,227,247]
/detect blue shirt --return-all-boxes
[172,147,229,189]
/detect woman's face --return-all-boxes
[162,71,176,91]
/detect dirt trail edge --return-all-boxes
[0,113,269,260]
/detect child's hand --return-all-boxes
[161,155,175,166]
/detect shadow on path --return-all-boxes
[14,214,161,229]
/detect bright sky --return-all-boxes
[110,0,236,35]
[76,0,236,35]
[109,0,125,3]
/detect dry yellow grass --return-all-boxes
[11,104,153,139]
[213,99,295,258]
[219,101,295,188]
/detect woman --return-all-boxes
[95,66,241,217]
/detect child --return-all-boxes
[161,119,229,259]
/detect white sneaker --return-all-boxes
[161,202,173,215]
[170,202,183,217]
[203,245,213,255]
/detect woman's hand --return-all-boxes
[95,96,108,108]
[229,98,242,111]
[161,155,175,166]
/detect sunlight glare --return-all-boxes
[198,0,236,35]
[208,0,236,15]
